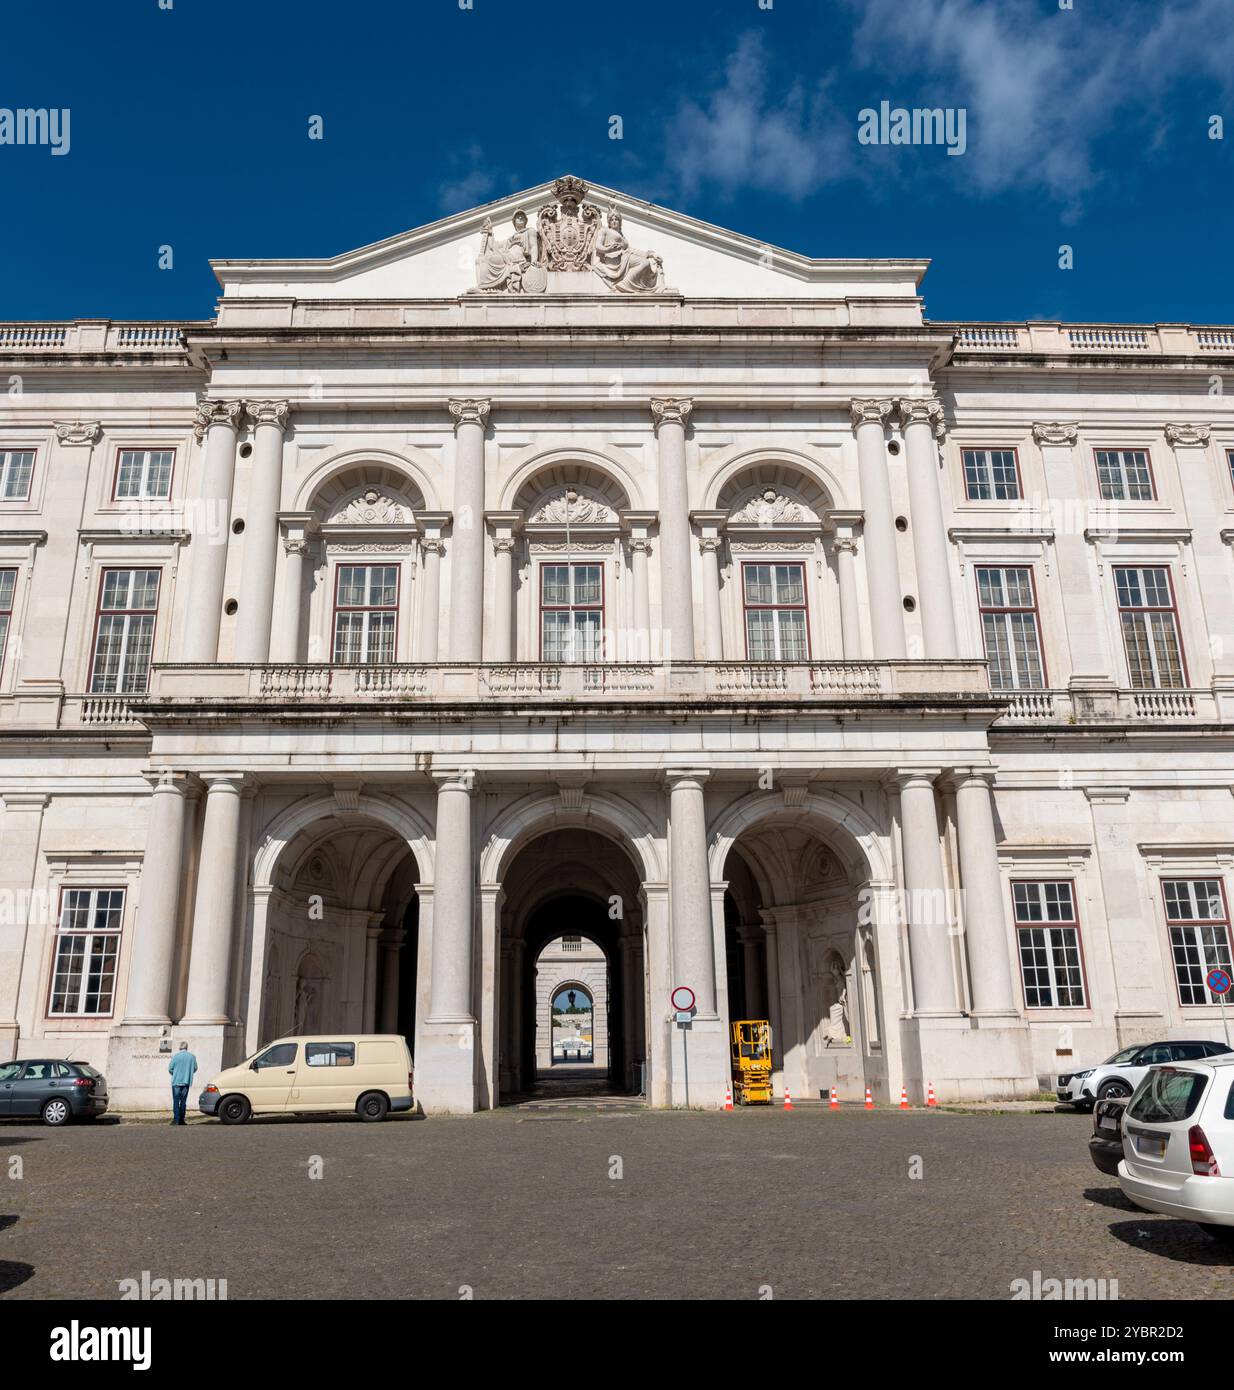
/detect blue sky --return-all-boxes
[0,0,1230,324]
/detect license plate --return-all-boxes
[1098,1116,1119,1132]
[1135,1133,1167,1158]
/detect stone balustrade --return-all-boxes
[949,322,1234,357]
[0,321,195,353]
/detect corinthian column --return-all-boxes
[850,399,905,658]
[448,399,490,662]
[896,398,958,658]
[234,401,290,663]
[652,399,696,661]
[183,400,243,663]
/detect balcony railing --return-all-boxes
[146,659,993,706]
[995,686,1214,723]
[948,322,1234,357]
[0,321,194,354]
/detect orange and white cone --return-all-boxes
[899,1085,909,1110]
[864,1086,874,1110]
[783,1087,794,1111]
[829,1086,839,1111]
[927,1082,938,1108]
[724,1083,733,1111]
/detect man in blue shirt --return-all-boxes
[167,1043,197,1126]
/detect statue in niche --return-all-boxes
[474,209,544,293]
[821,953,851,1044]
[592,206,666,293]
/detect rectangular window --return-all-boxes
[1227,448,1234,494]
[1114,566,1186,689]
[89,568,160,694]
[1012,881,1086,1007]
[0,449,35,501]
[114,448,174,500]
[1163,878,1234,1006]
[743,562,809,660]
[0,568,15,681]
[962,448,1021,501]
[305,1042,355,1067]
[332,565,398,664]
[975,567,1045,689]
[540,563,603,662]
[48,887,124,1016]
[1095,448,1155,501]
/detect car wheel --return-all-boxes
[41,1098,70,1127]
[357,1092,389,1122]
[217,1095,251,1125]
[1198,1223,1234,1246]
[1097,1080,1131,1101]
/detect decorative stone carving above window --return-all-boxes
[527,489,616,526]
[727,486,818,527]
[327,488,412,526]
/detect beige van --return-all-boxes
[199,1035,414,1124]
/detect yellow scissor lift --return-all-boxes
[730,1019,773,1104]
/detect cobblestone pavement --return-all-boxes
[1,1107,1232,1300]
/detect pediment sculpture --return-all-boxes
[528,489,616,526]
[728,487,814,527]
[472,177,667,295]
[329,487,411,526]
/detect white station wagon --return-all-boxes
[1118,1058,1234,1245]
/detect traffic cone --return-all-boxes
[899,1085,909,1110]
[927,1082,938,1108]
[829,1086,839,1110]
[724,1083,733,1112]
[783,1087,794,1111]
[864,1086,874,1110]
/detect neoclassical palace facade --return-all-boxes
[2,176,1233,1112]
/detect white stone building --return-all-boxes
[535,935,609,1073]
[2,174,1233,1113]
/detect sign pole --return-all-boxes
[1205,967,1232,1046]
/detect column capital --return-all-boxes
[448,398,491,432]
[193,398,244,441]
[892,767,941,791]
[650,397,693,432]
[664,768,710,792]
[245,399,291,431]
[141,768,193,795]
[53,421,101,447]
[831,536,859,556]
[200,772,246,794]
[948,765,997,791]
[1031,421,1078,446]
[432,768,478,794]
[849,398,894,430]
[1164,422,1211,448]
[895,396,945,438]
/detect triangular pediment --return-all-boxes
[211,175,926,303]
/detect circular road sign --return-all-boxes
[670,985,696,1012]
[1206,967,1232,996]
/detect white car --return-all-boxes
[1057,1039,1231,1108]
[1118,1058,1234,1245]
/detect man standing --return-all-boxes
[168,1042,197,1126]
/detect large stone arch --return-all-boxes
[497,440,647,512]
[701,443,849,514]
[254,791,435,890]
[708,787,892,886]
[480,788,665,886]
[293,443,443,514]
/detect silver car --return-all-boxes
[1057,1039,1231,1108]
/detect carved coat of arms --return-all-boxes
[538,176,601,271]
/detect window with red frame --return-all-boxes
[1012,881,1086,1007]
[975,567,1045,689]
[742,562,809,660]
[962,448,1021,501]
[540,563,603,662]
[1113,566,1186,689]
[1162,879,1234,1006]
[89,569,160,694]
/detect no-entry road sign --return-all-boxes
[670,985,696,1012]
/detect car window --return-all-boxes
[21,1062,50,1080]
[1226,1081,1234,1121]
[1129,1067,1209,1123]
[305,1042,355,1068]
[73,1063,102,1079]
[1103,1046,1142,1064]
[1206,1043,1233,1057]
[1135,1045,1173,1065]
[0,1062,21,1082]
[1171,1043,1207,1060]
[253,1043,297,1069]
